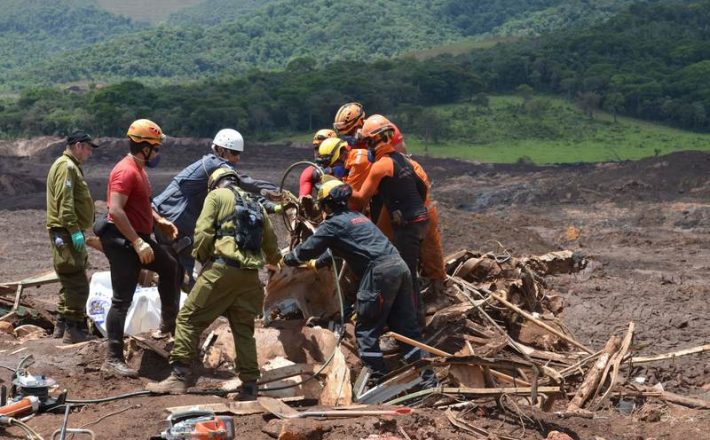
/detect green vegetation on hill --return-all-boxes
[463,0,710,131]
[96,0,203,23]
[400,96,710,164]
[0,0,144,76]
[0,0,639,90]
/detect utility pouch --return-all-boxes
[356,289,383,323]
[93,215,109,237]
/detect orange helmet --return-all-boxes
[333,102,365,135]
[360,114,395,149]
[312,129,337,147]
[127,119,165,146]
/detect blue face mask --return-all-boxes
[332,165,347,179]
[146,154,161,168]
[367,149,376,163]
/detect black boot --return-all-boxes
[232,380,258,401]
[62,320,94,344]
[52,317,66,339]
[101,340,138,378]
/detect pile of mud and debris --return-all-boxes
[1,247,708,440]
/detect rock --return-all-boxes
[278,419,324,440]
[0,321,13,335]
[546,431,574,440]
[702,383,710,391]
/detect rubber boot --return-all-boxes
[101,340,139,378]
[145,363,190,394]
[231,380,258,401]
[52,317,66,339]
[62,320,94,344]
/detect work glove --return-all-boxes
[282,253,300,267]
[85,236,103,252]
[70,231,85,251]
[132,238,155,265]
[156,217,178,241]
[273,204,283,214]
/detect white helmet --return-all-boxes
[212,128,244,152]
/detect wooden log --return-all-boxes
[630,344,710,364]
[567,335,620,411]
[592,322,635,410]
[486,290,594,354]
[386,331,452,357]
[660,391,710,409]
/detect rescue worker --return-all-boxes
[298,128,337,198]
[152,128,280,290]
[333,102,366,148]
[350,115,430,319]
[282,179,422,381]
[361,116,446,298]
[98,119,180,377]
[316,137,371,195]
[46,131,98,343]
[146,168,281,398]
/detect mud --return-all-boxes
[0,137,708,439]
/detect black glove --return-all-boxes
[282,253,300,267]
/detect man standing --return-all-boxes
[99,119,180,377]
[146,168,281,398]
[152,128,281,289]
[282,179,422,382]
[46,131,98,343]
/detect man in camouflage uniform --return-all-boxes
[146,168,281,399]
[46,131,98,343]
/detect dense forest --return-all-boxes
[0,0,707,139]
[0,0,641,89]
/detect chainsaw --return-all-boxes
[161,409,235,440]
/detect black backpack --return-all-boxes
[216,185,264,253]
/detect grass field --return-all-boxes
[283,95,710,164]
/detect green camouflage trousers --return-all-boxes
[49,229,89,321]
[171,262,264,381]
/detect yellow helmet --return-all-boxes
[208,167,239,191]
[317,137,348,167]
[312,129,337,147]
[127,119,166,146]
[333,102,365,135]
[317,178,350,205]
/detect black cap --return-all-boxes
[67,130,99,148]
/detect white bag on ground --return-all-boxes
[86,271,187,337]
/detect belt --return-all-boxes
[49,227,68,233]
[213,256,241,268]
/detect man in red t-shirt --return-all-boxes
[98,119,180,378]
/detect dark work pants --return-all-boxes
[392,219,429,319]
[100,224,179,360]
[355,256,422,376]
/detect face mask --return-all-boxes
[332,165,347,179]
[367,149,376,163]
[146,154,161,168]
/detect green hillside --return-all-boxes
[0,0,144,76]
[1,0,639,90]
[167,0,277,26]
[96,0,203,23]
[401,96,710,164]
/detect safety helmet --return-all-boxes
[312,129,337,147]
[317,137,348,167]
[360,114,395,149]
[212,128,244,152]
[333,102,365,135]
[127,119,165,146]
[208,167,239,191]
[317,178,352,207]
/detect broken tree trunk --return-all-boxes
[567,335,620,411]
[591,322,635,410]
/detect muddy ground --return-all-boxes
[0,137,708,439]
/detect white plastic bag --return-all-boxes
[86,271,187,337]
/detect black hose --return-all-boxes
[65,390,151,404]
